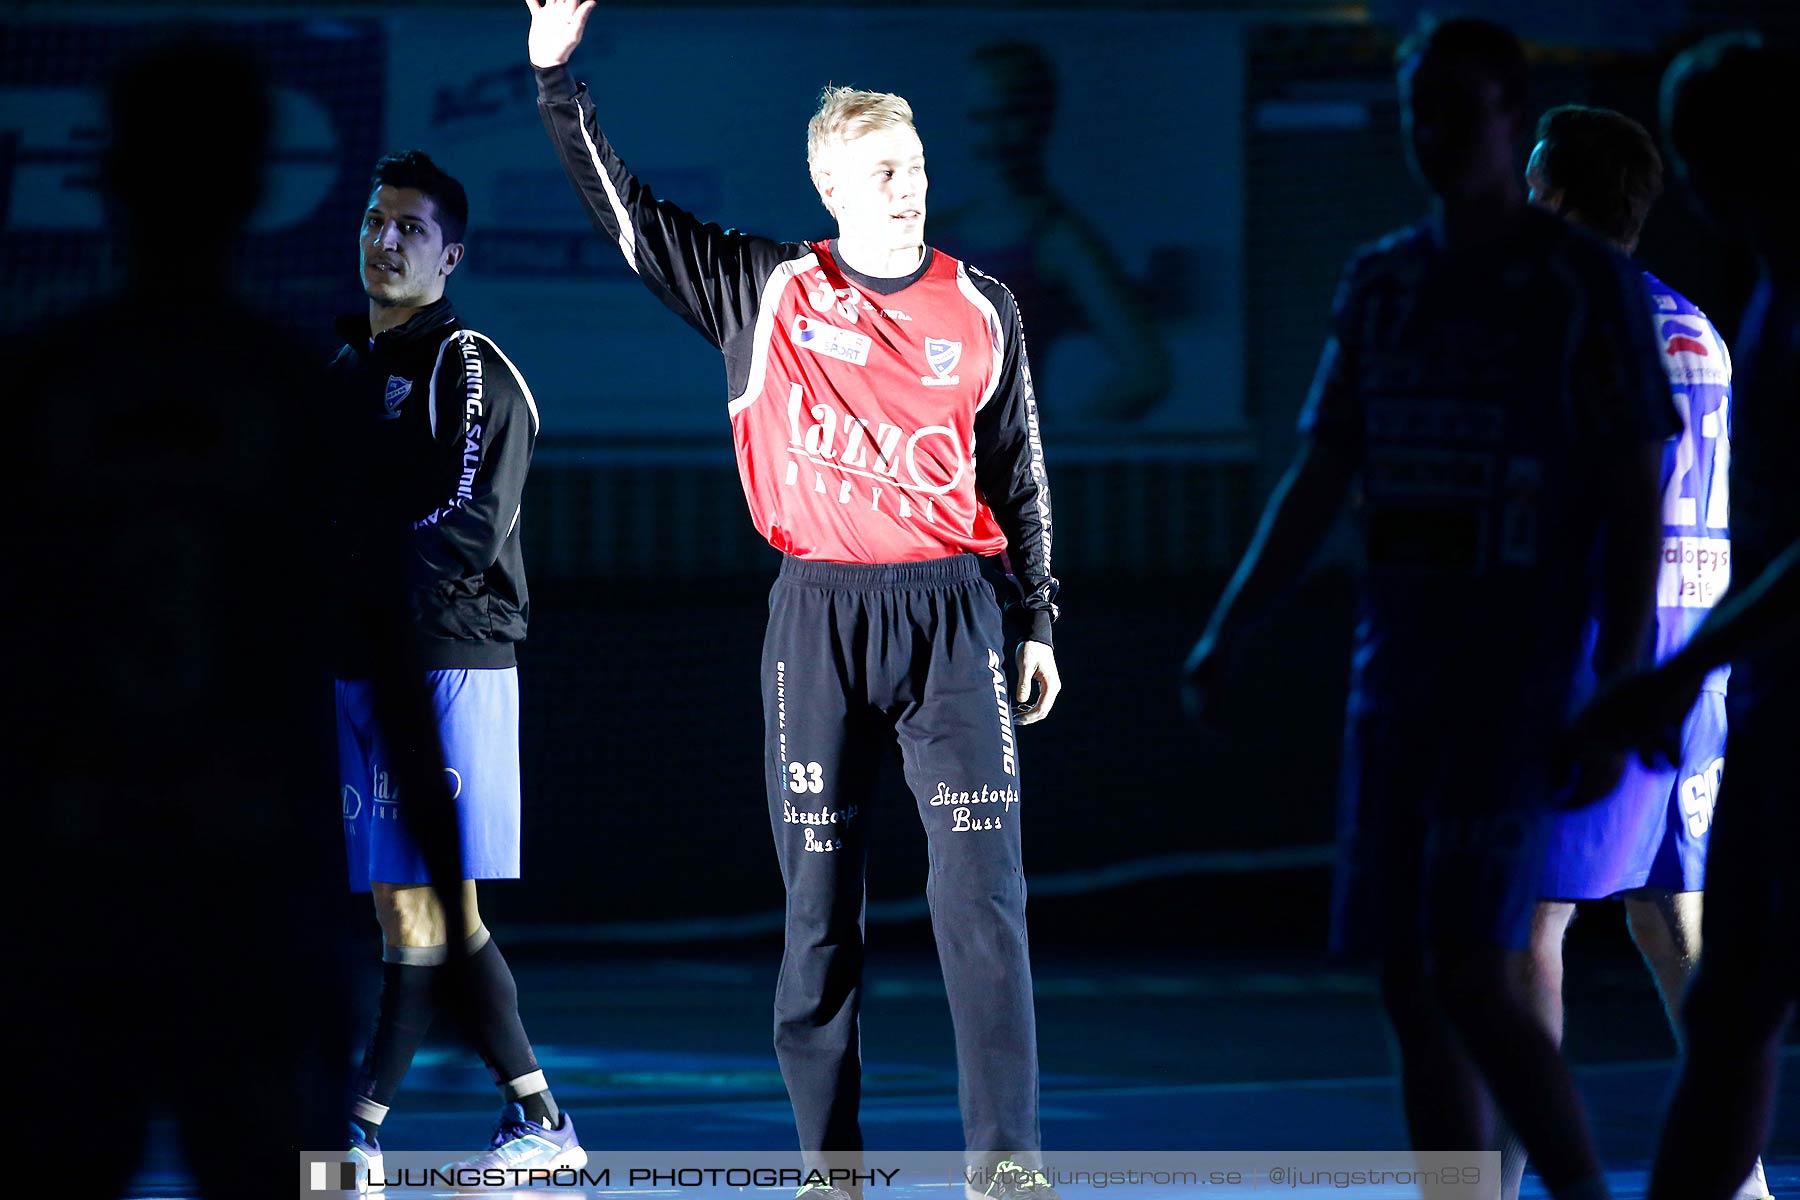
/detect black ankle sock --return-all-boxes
[519,1089,559,1127]
[452,933,552,1116]
[354,957,441,1136]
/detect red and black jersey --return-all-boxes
[536,65,1058,644]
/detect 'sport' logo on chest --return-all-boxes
[791,314,872,366]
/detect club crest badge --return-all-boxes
[921,337,962,386]
[382,374,412,419]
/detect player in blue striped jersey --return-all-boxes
[1510,104,1768,1200]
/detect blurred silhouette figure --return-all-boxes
[1562,33,1800,1200]
[8,34,462,1198]
[1184,20,1676,1200]
[934,42,1173,423]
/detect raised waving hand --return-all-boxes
[526,0,597,70]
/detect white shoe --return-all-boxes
[348,1122,385,1192]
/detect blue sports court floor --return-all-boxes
[121,946,1797,1199]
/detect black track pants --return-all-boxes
[762,553,1041,1167]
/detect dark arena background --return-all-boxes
[3,1,1795,1198]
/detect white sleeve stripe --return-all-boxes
[465,331,541,435]
[575,105,639,275]
[425,333,460,439]
[727,251,819,418]
[956,264,1007,414]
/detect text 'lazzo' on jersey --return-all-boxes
[781,383,968,526]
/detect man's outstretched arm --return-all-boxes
[1182,436,1357,715]
[1182,257,1365,721]
[527,0,783,349]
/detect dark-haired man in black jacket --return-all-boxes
[330,149,583,1190]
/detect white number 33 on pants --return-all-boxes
[788,761,825,794]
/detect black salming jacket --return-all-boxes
[329,297,539,675]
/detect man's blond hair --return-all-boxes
[806,85,916,195]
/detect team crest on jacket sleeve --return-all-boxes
[382,374,413,419]
[922,338,962,386]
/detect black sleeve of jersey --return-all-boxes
[409,333,537,583]
[969,272,1059,646]
[535,64,795,352]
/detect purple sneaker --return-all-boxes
[445,1103,587,1179]
[348,1122,384,1193]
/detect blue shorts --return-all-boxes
[337,668,522,893]
[1331,704,1556,958]
[1540,689,1724,900]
